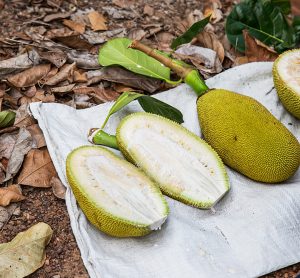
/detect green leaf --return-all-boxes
[171,15,211,49]
[98,38,176,83]
[226,0,296,53]
[138,96,184,124]
[293,16,300,44]
[271,0,291,14]
[0,111,16,128]
[101,91,143,129]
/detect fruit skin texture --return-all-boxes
[66,145,169,237]
[273,49,300,119]
[197,89,300,183]
[116,112,230,209]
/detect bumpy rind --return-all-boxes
[116,112,230,210]
[197,89,300,183]
[66,145,169,237]
[273,49,300,119]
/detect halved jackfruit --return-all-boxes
[66,146,169,237]
[116,112,230,209]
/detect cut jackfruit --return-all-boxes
[197,89,300,183]
[273,49,300,119]
[66,146,169,237]
[116,112,230,209]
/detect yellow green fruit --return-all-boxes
[273,49,300,119]
[66,145,168,237]
[197,89,300,183]
[116,112,230,209]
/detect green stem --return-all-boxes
[129,40,209,96]
[89,129,119,150]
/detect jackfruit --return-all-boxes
[66,145,169,237]
[197,89,300,183]
[116,112,230,209]
[273,49,300,119]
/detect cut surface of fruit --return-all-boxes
[66,146,168,237]
[273,49,300,119]
[117,113,230,209]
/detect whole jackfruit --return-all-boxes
[273,49,300,119]
[116,112,230,209]
[197,89,300,183]
[66,145,169,237]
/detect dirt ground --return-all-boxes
[0,0,300,277]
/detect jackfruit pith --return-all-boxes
[116,112,230,209]
[197,89,300,183]
[273,49,300,119]
[66,145,169,237]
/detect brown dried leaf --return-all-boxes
[63,19,86,34]
[50,177,66,199]
[45,63,76,86]
[0,132,18,160]
[26,124,46,149]
[37,50,67,68]
[17,148,57,187]
[128,29,147,41]
[32,90,55,103]
[243,30,278,62]
[67,50,99,69]
[197,31,225,63]
[88,11,107,31]
[22,86,37,98]
[44,12,71,22]
[0,185,25,207]
[73,70,87,83]
[46,27,78,39]
[83,28,126,44]
[7,64,51,88]
[86,66,162,93]
[143,4,154,16]
[50,84,76,94]
[14,104,36,128]
[0,204,18,230]
[56,35,93,50]
[73,86,120,102]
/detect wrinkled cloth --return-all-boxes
[30,62,300,278]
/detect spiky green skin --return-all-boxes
[273,49,300,119]
[116,112,230,209]
[66,145,169,237]
[197,89,300,183]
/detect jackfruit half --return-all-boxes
[116,112,230,209]
[273,49,300,119]
[66,145,169,237]
[197,89,300,183]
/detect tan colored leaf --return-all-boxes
[40,67,59,84]
[43,12,71,22]
[0,204,18,230]
[197,31,225,63]
[50,177,66,199]
[56,35,93,51]
[14,104,36,128]
[143,4,154,16]
[233,56,250,67]
[32,90,55,103]
[17,148,57,187]
[73,70,87,83]
[243,30,278,62]
[37,50,67,68]
[0,132,18,160]
[26,124,46,148]
[7,64,51,88]
[63,19,86,34]
[45,63,76,86]
[0,222,53,277]
[46,27,78,39]
[88,11,108,31]
[0,185,25,207]
[73,86,120,102]
[50,84,76,94]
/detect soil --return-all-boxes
[0,0,300,277]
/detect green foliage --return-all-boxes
[226,0,297,53]
[171,15,211,49]
[0,110,15,128]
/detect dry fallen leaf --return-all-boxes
[0,132,18,160]
[88,11,107,31]
[0,203,18,230]
[243,30,278,62]
[50,176,66,199]
[50,84,76,94]
[45,63,76,86]
[32,90,55,103]
[0,222,53,277]
[43,11,72,22]
[26,124,46,148]
[14,104,36,128]
[7,64,51,88]
[143,4,154,16]
[67,50,100,69]
[63,19,86,34]
[73,86,120,103]
[83,28,126,44]
[17,148,57,187]
[0,185,25,207]
[37,50,67,68]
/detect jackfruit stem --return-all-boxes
[88,129,119,150]
[129,40,209,96]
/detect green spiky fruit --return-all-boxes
[116,112,230,209]
[273,49,300,119]
[66,146,169,237]
[197,89,300,183]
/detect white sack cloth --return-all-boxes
[30,62,300,278]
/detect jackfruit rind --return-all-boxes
[66,145,169,237]
[116,112,230,209]
[197,89,300,183]
[273,49,300,119]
